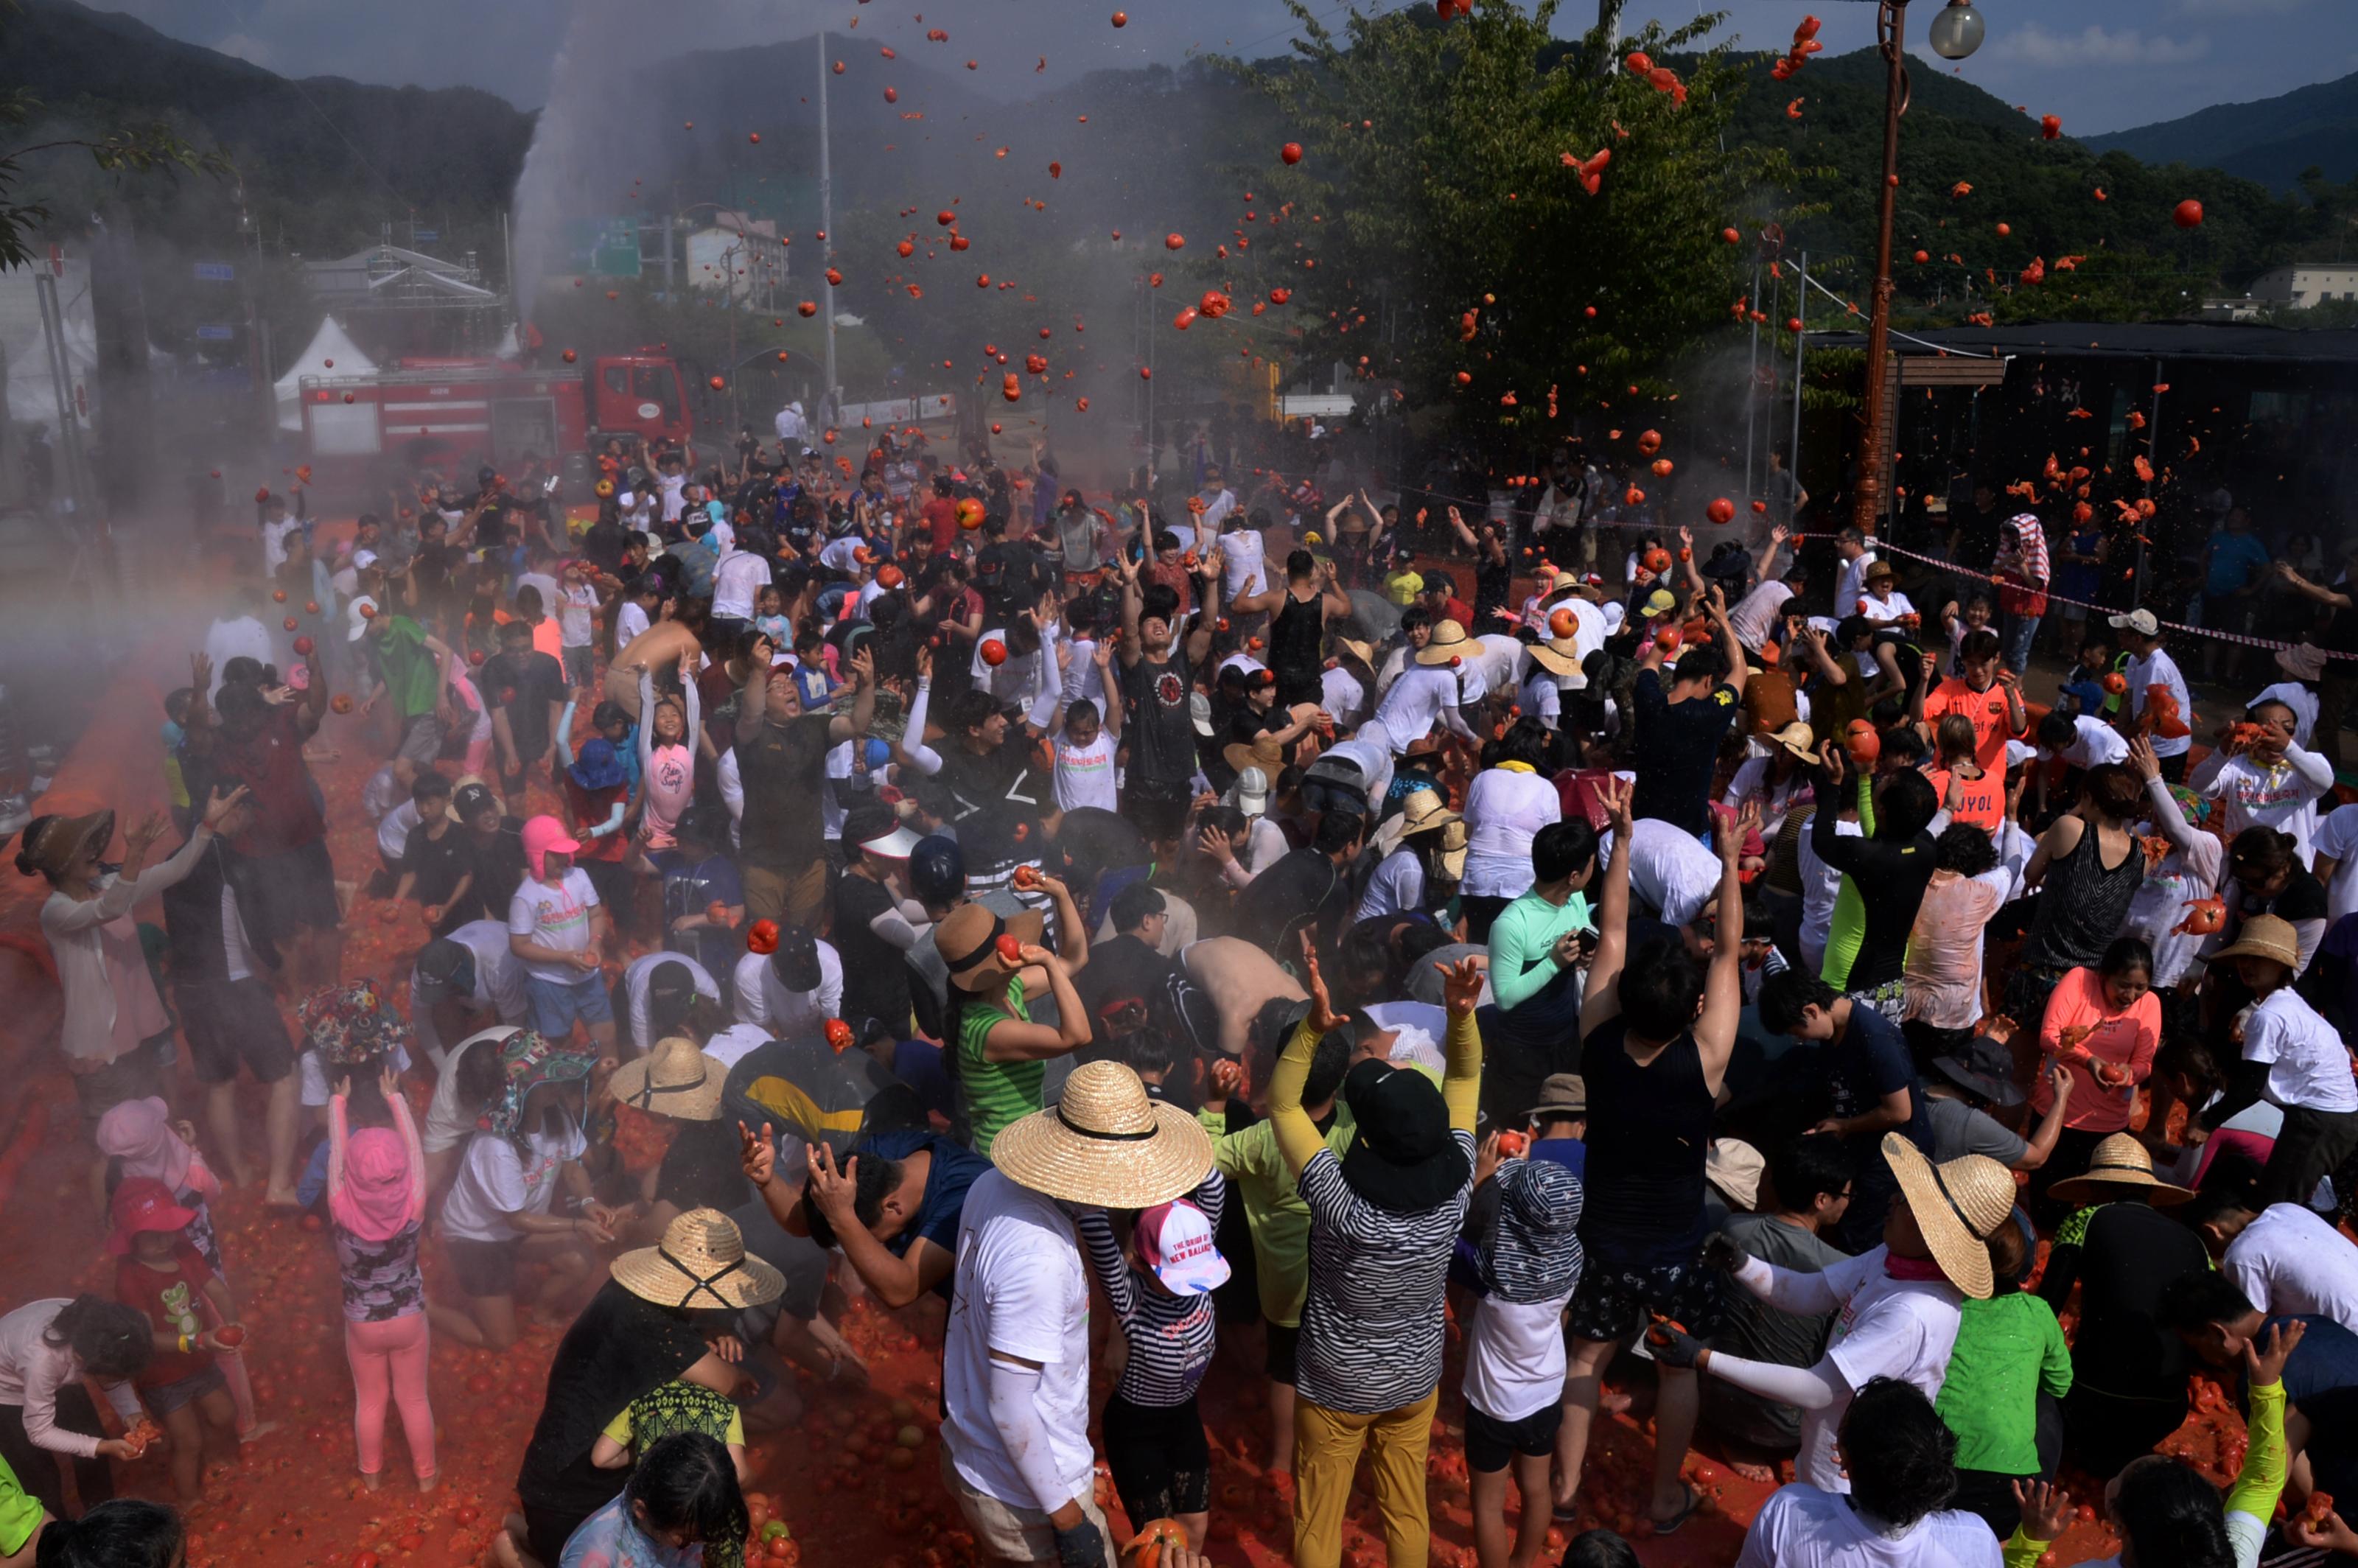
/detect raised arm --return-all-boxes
[1268,934,1349,1177]
[1706,582,1746,698]
[828,647,877,744]
[1698,802,1756,1088]
[1580,775,1636,1037]
[1438,956,1484,1135]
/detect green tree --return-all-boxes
[1222,1,1781,450]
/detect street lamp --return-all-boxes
[1851,0,1984,539]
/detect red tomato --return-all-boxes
[995,934,1024,965]
[2173,198,2204,228]
[1707,497,1735,525]
[1280,141,1303,165]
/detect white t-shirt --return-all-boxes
[1053,732,1118,814]
[1835,551,1878,619]
[1801,817,1865,970]
[2042,715,2129,771]
[941,1169,1094,1508]
[1518,671,1561,730]
[2203,749,2332,869]
[2223,1203,2358,1332]
[711,549,772,623]
[1734,1485,2001,1568]
[1220,528,1267,601]
[1469,634,1526,698]
[1856,589,1916,626]
[1726,579,1794,652]
[620,951,722,1052]
[508,870,601,986]
[1463,1292,1577,1423]
[1462,768,1562,901]
[376,799,421,864]
[1355,847,1427,922]
[2315,803,2358,923]
[1797,1247,1963,1493]
[441,1118,588,1243]
[655,472,688,525]
[1371,665,1464,749]
[1193,489,1236,548]
[1320,665,1368,730]
[616,600,654,648]
[424,1026,522,1154]
[702,1023,772,1069]
[2125,646,2193,759]
[558,584,601,648]
[2243,988,2358,1113]
[1603,819,1722,928]
[732,944,844,1038]
[408,920,529,1064]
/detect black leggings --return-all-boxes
[2063,1383,2188,1480]
[1101,1392,1211,1522]
[0,1390,113,1519]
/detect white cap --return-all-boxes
[2107,608,2160,637]
[1231,767,1270,819]
[1136,1200,1229,1296]
[345,596,379,642]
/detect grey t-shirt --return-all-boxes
[1701,1214,1850,1451]
[1925,1093,2027,1167]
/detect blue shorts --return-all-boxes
[525,972,613,1040]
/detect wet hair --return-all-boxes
[1287,548,1316,581]
[513,585,544,618]
[2080,762,2143,822]
[2228,826,2298,882]
[1934,821,1998,877]
[32,1498,183,1568]
[1841,1377,1958,1530]
[674,804,729,852]
[2153,1035,2222,1101]
[1878,724,1928,769]
[1614,936,1705,1041]
[2036,710,2076,749]
[1984,1208,2031,1288]
[1755,967,1837,1035]
[1672,643,1729,687]
[1561,1530,1640,1568]
[1532,819,1598,884]
[1063,698,1100,729]
[1488,717,1553,772]
[41,1295,153,1382]
[410,771,452,806]
[1398,606,1432,636]
[1873,768,1939,842]
[1958,629,2002,664]
[2099,935,2154,982]
[1933,713,1978,763]
[1109,882,1166,934]
[1117,1028,1180,1082]
[2113,1457,2236,1568]
[1420,570,1455,599]
[626,1432,747,1550]
[2156,1269,2255,1335]
[646,959,702,1037]
[1768,1133,1855,1214]
[163,686,192,723]
[1312,811,1364,856]
[945,687,1002,738]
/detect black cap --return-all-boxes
[1932,1035,2026,1109]
[453,783,499,821]
[769,925,823,993]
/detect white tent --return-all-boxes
[0,256,97,430]
[273,315,377,433]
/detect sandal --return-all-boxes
[1651,1482,1703,1536]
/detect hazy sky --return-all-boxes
[107,0,2358,136]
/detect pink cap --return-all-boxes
[521,814,581,879]
[1135,1199,1229,1296]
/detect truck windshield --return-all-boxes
[632,366,681,424]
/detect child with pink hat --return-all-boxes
[508,815,616,1054]
[326,1062,435,1491]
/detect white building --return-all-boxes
[2250,263,2358,309]
[685,212,788,305]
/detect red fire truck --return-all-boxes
[292,351,693,495]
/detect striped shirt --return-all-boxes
[1295,1131,1477,1413]
[956,979,1038,1158]
[1075,1169,1228,1407]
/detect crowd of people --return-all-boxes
[2,410,2356,1568]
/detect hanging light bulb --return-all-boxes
[1927,0,1986,60]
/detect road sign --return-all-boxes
[195,324,236,341]
[411,228,439,243]
[192,262,236,281]
[566,217,642,280]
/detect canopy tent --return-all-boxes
[0,256,96,430]
[273,315,376,433]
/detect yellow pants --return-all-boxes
[1292,1387,1438,1568]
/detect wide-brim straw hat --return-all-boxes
[611,1207,785,1310]
[1525,634,1586,679]
[1415,620,1472,666]
[1434,819,1469,882]
[1333,635,1376,670]
[1222,736,1287,780]
[1373,788,1462,856]
[990,1060,1212,1208]
[1882,1133,2017,1301]
[2208,913,2301,972]
[2048,1133,2194,1209]
[607,1037,727,1121]
[1771,721,1818,763]
[937,901,1046,993]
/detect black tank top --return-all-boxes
[1579,1018,1714,1265]
[1268,589,1324,705]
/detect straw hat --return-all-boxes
[607,1037,726,1122]
[1434,819,1469,883]
[1372,788,1462,857]
[936,901,1046,993]
[1415,620,1472,666]
[1222,735,1287,780]
[2047,1133,2194,1209]
[1771,721,1818,763]
[611,1208,785,1310]
[1332,635,1376,670]
[1881,1133,2017,1301]
[2209,914,2301,972]
[15,811,112,879]
[989,1060,1212,1207]
[1525,621,1590,680]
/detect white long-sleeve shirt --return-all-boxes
[2199,742,2335,868]
[42,828,214,1067]
[732,942,844,1037]
[0,1299,146,1457]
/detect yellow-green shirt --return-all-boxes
[1382,570,1425,607]
[1206,1106,1356,1328]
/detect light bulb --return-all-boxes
[1927,0,1986,60]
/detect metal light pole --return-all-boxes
[817,29,839,428]
[1853,0,1983,538]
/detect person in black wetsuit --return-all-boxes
[1557,775,1751,1534]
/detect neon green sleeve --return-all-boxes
[2223,1379,2287,1532]
[1818,775,1876,990]
[1443,1007,1483,1134]
[1486,899,1557,1012]
[1267,1018,1326,1175]
[2001,1527,2049,1568]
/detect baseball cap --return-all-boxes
[106,1176,198,1256]
[771,925,823,993]
[453,782,499,822]
[414,937,477,996]
[1231,766,1271,819]
[346,595,380,642]
[2107,608,2160,637]
[842,802,920,860]
[1642,589,1677,619]
[1134,1199,1229,1295]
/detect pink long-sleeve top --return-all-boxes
[2030,965,2161,1133]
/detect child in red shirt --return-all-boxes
[109,1177,243,1502]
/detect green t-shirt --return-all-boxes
[0,1451,41,1557]
[379,616,443,721]
[1208,1106,1357,1328]
[1934,1289,2072,1474]
[958,979,1038,1158]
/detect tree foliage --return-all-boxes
[1224,1,1782,450]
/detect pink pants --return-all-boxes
[344,1314,435,1480]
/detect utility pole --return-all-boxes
[818,29,838,428]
